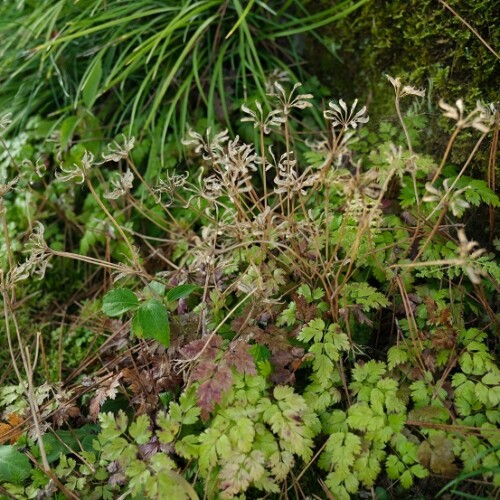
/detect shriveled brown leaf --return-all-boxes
[89,372,123,421]
[418,434,458,477]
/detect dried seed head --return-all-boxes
[324,99,369,130]
[423,179,470,217]
[0,113,12,130]
[456,229,486,284]
[152,171,188,206]
[104,169,134,200]
[56,150,94,184]
[101,135,136,163]
[241,102,285,134]
[386,75,425,99]
[182,128,229,162]
[0,176,19,197]
[439,99,493,133]
[264,69,291,94]
[8,222,53,285]
[268,82,313,116]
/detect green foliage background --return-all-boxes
[0,0,499,499]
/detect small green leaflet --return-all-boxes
[132,298,170,347]
[387,346,410,370]
[342,282,390,312]
[166,284,199,303]
[129,415,152,445]
[0,446,32,483]
[102,289,139,317]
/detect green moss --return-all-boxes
[310,0,498,102]
[304,0,498,177]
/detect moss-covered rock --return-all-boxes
[304,0,498,176]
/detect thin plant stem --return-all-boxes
[259,127,268,207]
[413,205,448,265]
[285,118,292,215]
[394,94,413,154]
[85,176,143,272]
[0,199,16,294]
[0,272,24,385]
[430,126,461,185]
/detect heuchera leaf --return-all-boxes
[132,299,170,347]
[0,445,31,483]
[102,288,139,317]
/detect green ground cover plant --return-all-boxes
[0,1,499,499]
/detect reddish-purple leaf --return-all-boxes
[214,364,233,392]
[195,364,234,414]
[180,335,222,361]
[192,361,216,381]
[224,342,257,376]
[197,379,222,413]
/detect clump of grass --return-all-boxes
[0,0,368,159]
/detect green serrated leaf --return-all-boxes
[410,463,429,479]
[182,406,200,426]
[387,346,410,370]
[342,282,390,312]
[297,284,312,301]
[102,289,139,317]
[386,454,404,479]
[129,415,152,445]
[298,318,325,343]
[482,371,500,386]
[0,446,32,483]
[347,404,373,431]
[169,403,183,423]
[156,413,180,444]
[400,469,413,488]
[277,302,297,327]
[175,434,199,459]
